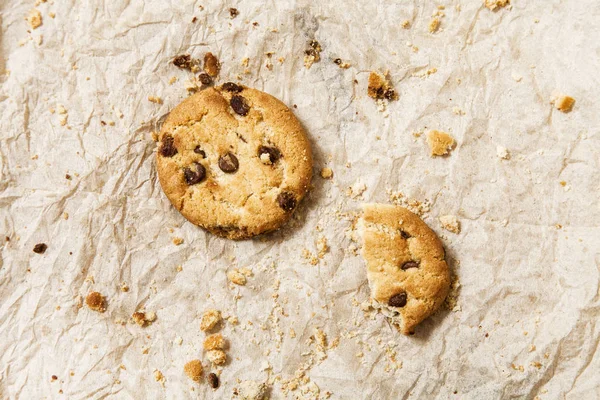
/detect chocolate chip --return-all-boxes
[208,372,219,389]
[384,88,397,100]
[218,152,239,173]
[159,134,177,157]
[399,230,411,239]
[193,146,206,157]
[277,192,297,212]
[388,292,407,308]
[230,95,250,116]
[33,243,47,254]
[198,73,213,85]
[229,7,239,18]
[333,58,342,65]
[401,261,419,270]
[309,40,320,49]
[183,162,206,185]
[222,82,243,93]
[258,145,281,164]
[173,54,192,69]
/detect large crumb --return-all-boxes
[203,333,225,350]
[304,40,322,69]
[239,380,268,400]
[85,292,106,313]
[200,309,222,331]
[184,360,203,382]
[426,130,455,156]
[132,311,156,327]
[320,167,333,179]
[172,237,184,245]
[439,215,461,234]
[484,0,510,10]
[27,9,43,29]
[204,52,220,77]
[227,269,247,286]
[206,349,227,365]
[551,93,575,113]
[367,72,397,100]
[429,17,441,33]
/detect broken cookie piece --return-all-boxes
[304,40,322,69]
[27,9,43,29]
[426,130,455,156]
[239,380,268,400]
[227,269,247,286]
[484,0,510,10]
[357,204,451,334]
[551,93,576,113]
[367,72,397,101]
[204,52,220,77]
[85,292,107,313]
[132,310,157,327]
[203,333,225,350]
[184,360,203,382]
[200,309,222,331]
[206,349,227,365]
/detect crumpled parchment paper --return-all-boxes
[1,0,599,399]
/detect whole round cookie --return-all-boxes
[156,83,313,239]
[358,204,450,334]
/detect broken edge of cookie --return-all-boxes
[357,203,451,335]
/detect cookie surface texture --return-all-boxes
[359,204,450,334]
[157,85,313,239]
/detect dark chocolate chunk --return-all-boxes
[333,58,342,65]
[173,54,192,69]
[401,261,419,270]
[222,82,243,93]
[33,243,47,254]
[388,292,407,308]
[277,192,297,212]
[384,88,397,100]
[230,95,250,116]
[218,152,239,173]
[193,146,206,157]
[258,145,281,164]
[159,134,177,157]
[399,230,411,239]
[183,162,206,185]
[208,372,219,389]
[229,7,239,18]
[198,73,213,85]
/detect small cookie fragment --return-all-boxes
[496,145,510,160]
[439,215,461,234]
[239,380,268,400]
[320,167,333,179]
[204,52,220,77]
[85,292,107,313]
[208,372,219,389]
[227,269,247,286]
[551,94,576,113]
[200,309,222,331]
[429,17,441,33]
[148,96,163,104]
[367,72,397,101]
[27,9,43,29]
[184,360,203,382]
[484,0,510,11]
[206,349,227,365]
[132,311,156,327]
[203,333,225,350]
[33,243,47,254]
[426,130,455,156]
[304,40,322,69]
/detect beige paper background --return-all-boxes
[1,0,599,399]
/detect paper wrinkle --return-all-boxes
[1,0,600,399]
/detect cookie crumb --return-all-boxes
[168,76,178,85]
[485,0,510,11]
[27,9,43,29]
[452,106,465,116]
[239,380,267,400]
[132,311,156,327]
[496,145,510,160]
[33,243,47,254]
[320,167,333,179]
[304,40,322,69]
[172,237,184,246]
[551,93,575,113]
[429,17,441,33]
[120,283,129,292]
[200,309,222,331]
[148,96,163,104]
[439,215,461,234]
[204,52,220,77]
[426,130,455,156]
[173,54,193,70]
[204,333,225,350]
[229,8,239,18]
[85,292,107,313]
[208,372,219,389]
[154,370,166,386]
[206,349,227,365]
[227,269,247,286]
[367,72,397,101]
[401,20,411,29]
[184,360,203,382]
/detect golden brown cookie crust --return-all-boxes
[359,204,450,335]
[156,85,313,239]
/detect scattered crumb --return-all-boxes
[485,0,510,11]
[429,17,441,33]
[57,105,67,114]
[426,130,455,156]
[27,9,43,29]
[511,72,523,82]
[401,20,410,29]
[200,309,222,331]
[148,96,163,104]
[452,106,465,116]
[316,236,329,258]
[204,333,225,350]
[174,336,183,345]
[511,363,524,372]
[132,311,156,327]
[239,380,268,400]
[120,283,129,292]
[444,275,461,311]
[59,115,68,126]
[168,76,178,85]
[85,292,107,313]
[440,215,461,234]
[48,12,55,18]
[206,349,227,365]
[333,58,351,69]
[530,361,542,369]
[184,360,203,382]
[551,93,575,113]
[229,8,239,18]
[346,180,367,199]
[496,145,510,160]
[304,40,322,69]
[172,237,184,246]
[367,72,397,100]
[154,370,165,386]
[320,167,333,179]
[227,269,247,286]
[204,52,220,77]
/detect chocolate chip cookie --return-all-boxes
[358,204,450,334]
[156,84,313,239]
